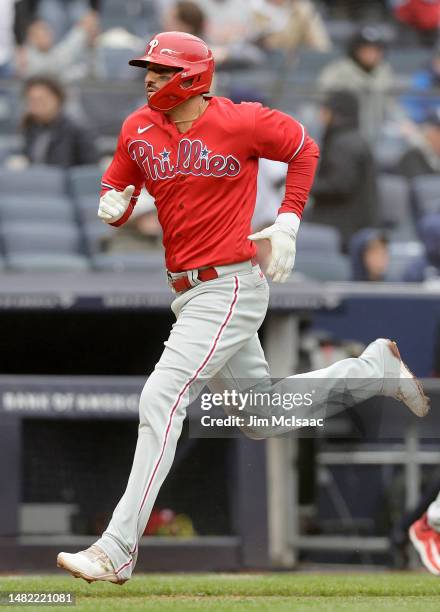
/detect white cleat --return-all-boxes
[57,544,125,585]
[385,339,430,418]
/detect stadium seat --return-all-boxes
[1,221,82,255]
[0,166,66,196]
[326,20,358,46]
[411,175,440,217]
[294,253,350,281]
[92,251,165,272]
[0,196,75,223]
[374,137,407,173]
[386,241,424,281]
[96,47,144,81]
[294,49,343,80]
[297,223,341,253]
[387,48,432,76]
[75,196,100,223]
[0,83,21,134]
[80,88,144,136]
[6,253,90,272]
[83,222,115,254]
[377,174,416,239]
[68,166,103,199]
[100,0,159,35]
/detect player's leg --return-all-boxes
[409,490,440,575]
[57,269,269,583]
[212,335,429,439]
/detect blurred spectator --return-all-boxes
[401,48,440,123]
[404,214,440,281]
[37,0,99,42]
[392,0,440,47]
[159,0,264,68]
[319,25,399,143]
[18,11,98,81]
[308,91,379,251]
[349,228,390,281]
[0,0,16,77]
[102,190,162,253]
[155,0,252,45]
[251,0,332,54]
[195,0,252,45]
[163,1,206,37]
[11,76,98,167]
[395,110,440,178]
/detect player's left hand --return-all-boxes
[248,223,297,283]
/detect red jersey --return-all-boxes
[101,96,319,272]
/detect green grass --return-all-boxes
[0,573,439,611]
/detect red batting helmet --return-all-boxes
[129,31,215,112]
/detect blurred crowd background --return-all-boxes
[1,0,440,282]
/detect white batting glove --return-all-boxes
[248,214,299,283]
[98,185,135,224]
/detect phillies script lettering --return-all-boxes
[128,138,241,180]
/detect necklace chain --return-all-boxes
[173,99,208,124]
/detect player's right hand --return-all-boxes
[98,185,135,224]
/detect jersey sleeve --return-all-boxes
[249,103,320,220]
[250,103,306,162]
[100,120,145,227]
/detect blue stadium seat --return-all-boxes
[374,137,407,173]
[294,49,343,81]
[80,88,144,136]
[75,196,100,223]
[1,221,82,255]
[92,251,165,272]
[0,84,21,134]
[294,253,350,281]
[297,223,341,253]
[6,253,90,272]
[68,166,102,198]
[386,241,424,281]
[0,196,75,223]
[83,222,114,254]
[96,47,144,81]
[0,165,66,196]
[100,0,159,35]
[388,48,432,76]
[412,175,440,217]
[377,174,416,239]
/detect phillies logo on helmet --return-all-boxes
[128,139,241,181]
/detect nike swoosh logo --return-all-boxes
[137,124,154,134]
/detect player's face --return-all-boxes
[145,64,180,100]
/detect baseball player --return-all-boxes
[57,31,429,584]
[410,491,440,575]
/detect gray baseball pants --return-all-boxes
[95,260,400,580]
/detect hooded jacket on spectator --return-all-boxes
[309,91,379,250]
[349,228,388,281]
